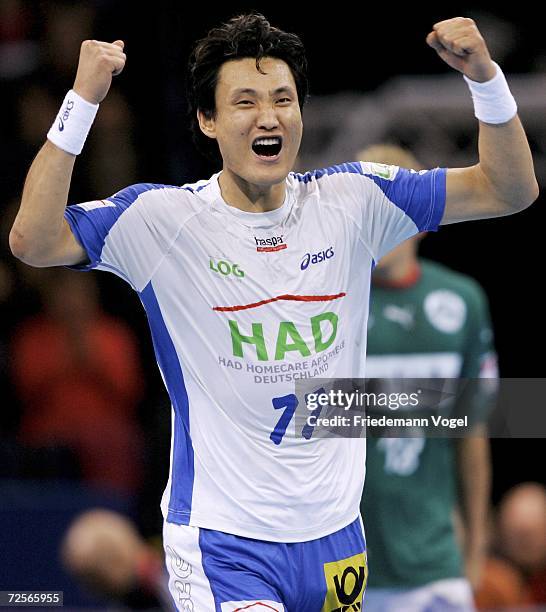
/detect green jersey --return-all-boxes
[361,259,496,588]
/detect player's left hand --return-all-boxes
[426,17,496,83]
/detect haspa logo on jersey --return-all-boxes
[322,552,368,612]
[209,258,245,278]
[300,247,334,271]
[254,235,287,252]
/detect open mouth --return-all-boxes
[251,136,283,159]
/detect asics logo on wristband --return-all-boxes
[47,90,98,155]
[58,100,75,131]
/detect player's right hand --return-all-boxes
[73,39,126,105]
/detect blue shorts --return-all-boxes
[163,516,367,611]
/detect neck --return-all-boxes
[373,257,421,288]
[218,168,286,213]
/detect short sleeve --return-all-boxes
[64,183,184,291]
[358,161,447,263]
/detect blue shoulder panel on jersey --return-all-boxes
[365,167,447,232]
[140,281,194,525]
[293,163,447,232]
[64,183,190,269]
[293,162,364,184]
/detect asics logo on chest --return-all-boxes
[301,247,334,271]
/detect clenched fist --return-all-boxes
[426,17,496,83]
[73,39,127,105]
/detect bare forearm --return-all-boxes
[457,433,491,552]
[477,116,539,209]
[10,141,76,260]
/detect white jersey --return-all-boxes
[65,161,446,542]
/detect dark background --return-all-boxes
[0,1,544,603]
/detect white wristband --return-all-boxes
[463,62,517,125]
[47,89,99,155]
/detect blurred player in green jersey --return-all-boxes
[358,145,497,612]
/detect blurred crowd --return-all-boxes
[475,483,546,608]
[1,1,544,609]
[0,0,174,539]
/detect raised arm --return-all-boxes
[9,40,126,267]
[426,17,539,224]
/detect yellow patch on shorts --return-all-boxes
[321,552,367,612]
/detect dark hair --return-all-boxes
[187,13,309,161]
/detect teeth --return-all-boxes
[254,137,281,146]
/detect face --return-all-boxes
[198,56,303,188]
